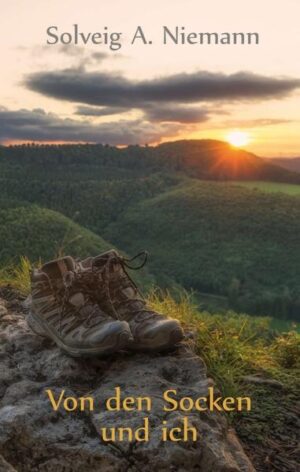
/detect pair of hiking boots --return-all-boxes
[28,250,184,357]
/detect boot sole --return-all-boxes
[129,326,184,352]
[27,311,132,357]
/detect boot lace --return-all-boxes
[92,251,156,320]
[47,269,108,333]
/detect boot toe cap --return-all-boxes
[88,320,133,351]
[132,318,184,351]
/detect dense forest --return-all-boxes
[105,181,300,319]
[0,141,299,320]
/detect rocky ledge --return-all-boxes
[0,291,254,472]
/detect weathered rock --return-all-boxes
[0,455,17,472]
[0,294,255,472]
[0,299,7,318]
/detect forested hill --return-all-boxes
[1,139,300,184]
[104,181,300,320]
[0,141,299,320]
[155,140,300,183]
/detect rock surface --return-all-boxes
[0,291,255,472]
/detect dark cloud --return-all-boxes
[75,105,128,117]
[75,104,210,123]
[90,51,108,61]
[143,105,210,123]
[25,69,300,110]
[0,107,180,145]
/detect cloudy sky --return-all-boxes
[1,0,300,156]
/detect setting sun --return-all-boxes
[226,131,251,148]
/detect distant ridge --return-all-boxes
[266,157,300,174]
[154,140,300,184]
[1,139,300,184]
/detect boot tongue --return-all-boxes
[93,250,142,301]
[93,250,119,269]
[93,250,129,280]
[42,257,87,308]
[42,256,76,280]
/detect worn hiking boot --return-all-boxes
[28,256,132,357]
[80,250,184,352]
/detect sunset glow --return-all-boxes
[0,0,299,155]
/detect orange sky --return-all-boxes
[0,0,300,156]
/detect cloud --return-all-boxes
[75,105,128,117]
[7,68,300,144]
[0,107,180,145]
[224,118,293,128]
[143,105,210,123]
[56,46,108,66]
[25,69,300,111]
[75,103,210,123]
[214,118,294,129]
[57,45,106,60]
[17,45,109,68]
[0,107,292,146]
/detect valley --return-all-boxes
[230,180,300,195]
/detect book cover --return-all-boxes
[0,1,299,471]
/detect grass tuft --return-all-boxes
[148,290,299,398]
[0,256,34,295]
